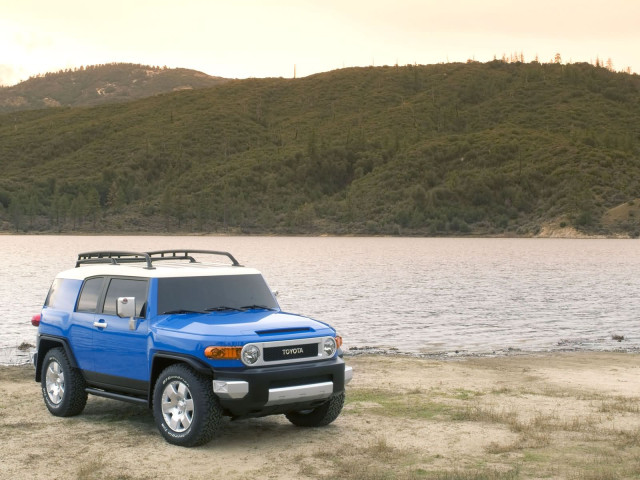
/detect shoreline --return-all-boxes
[0,229,636,239]
[345,344,640,360]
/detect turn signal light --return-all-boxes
[31,314,41,327]
[204,346,242,360]
[335,336,343,349]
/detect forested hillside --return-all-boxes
[0,61,639,236]
[0,63,228,112]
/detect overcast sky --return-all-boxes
[1,0,638,86]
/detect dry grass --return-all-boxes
[598,396,640,414]
[305,437,520,480]
[341,353,640,480]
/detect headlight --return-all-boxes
[323,337,337,357]
[241,344,261,365]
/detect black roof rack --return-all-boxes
[76,251,153,268]
[146,250,241,267]
[75,250,241,269]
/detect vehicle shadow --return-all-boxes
[79,396,340,448]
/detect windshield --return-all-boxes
[157,274,278,314]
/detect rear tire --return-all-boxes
[285,392,345,427]
[41,347,87,417]
[152,364,223,447]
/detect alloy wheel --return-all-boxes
[161,380,195,432]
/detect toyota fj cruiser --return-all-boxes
[32,250,352,447]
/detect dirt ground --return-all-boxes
[2,352,640,479]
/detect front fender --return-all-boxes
[148,351,213,406]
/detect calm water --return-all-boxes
[2,235,639,361]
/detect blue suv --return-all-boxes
[33,250,352,446]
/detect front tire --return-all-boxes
[285,392,345,427]
[152,364,223,447]
[41,347,87,417]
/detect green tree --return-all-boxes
[106,181,126,212]
[86,188,102,228]
[8,194,23,231]
[70,193,87,229]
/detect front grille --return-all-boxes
[263,343,318,362]
[243,336,334,367]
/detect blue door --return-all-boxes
[71,277,106,372]
[91,278,149,386]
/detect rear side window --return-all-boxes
[45,278,82,311]
[45,279,64,308]
[102,278,148,317]
[76,277,104,312]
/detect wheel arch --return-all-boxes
[35,335,79,382]
[148,352,213,407]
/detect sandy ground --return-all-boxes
[2,352,640,479]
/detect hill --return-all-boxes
[0,61,639,236]
[0,63,229,112]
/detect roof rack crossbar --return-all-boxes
[146,250,241,267]
[76,251,154,269]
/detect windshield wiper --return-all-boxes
[204,306,245,312]
[163,305,275,314]
[241,305,276,311]
[161,309,206,315]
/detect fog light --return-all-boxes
[241,344,260,365]
[323,337,337,357]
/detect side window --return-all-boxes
[102,278,148,317]
[44,279,63,308]
[45,278,83,311]
[76,277,104,312]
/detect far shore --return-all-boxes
[0,223,637,239]
[3,351,640,479]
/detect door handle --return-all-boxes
[93,320,108,329]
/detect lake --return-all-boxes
[1,235,639,363]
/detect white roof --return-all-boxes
[57,263,260,280]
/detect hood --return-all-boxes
[154,310,334,342]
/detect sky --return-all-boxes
[1,0,639,86]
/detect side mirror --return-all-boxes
[117,297,137,330]
[117,297,136,318]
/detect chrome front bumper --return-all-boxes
[213,365,353,405]
[344,364,353,384]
